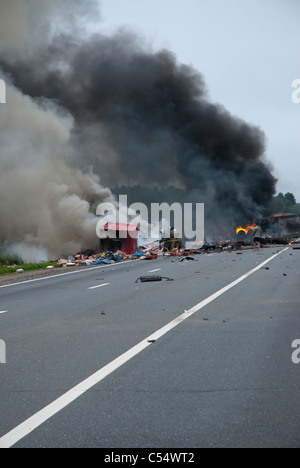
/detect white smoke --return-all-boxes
[0,82,113,259]
[0,0,101,51]
[0,0,114,261]
[6,243,49,264]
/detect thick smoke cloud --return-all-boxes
[0,1,277,255]
[0,83,112,258]
[0,1,113,259]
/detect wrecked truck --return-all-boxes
[261,213,300,243]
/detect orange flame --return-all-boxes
[236,223,256,236]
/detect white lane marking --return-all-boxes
[149,247,289,340]
[148,269,161,273]
[0,248,289,449]
[0,261,135,289]
[88,283,110,290]
[0,311,8,314]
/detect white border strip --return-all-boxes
[0,248,288,448]
[0,261,135,289]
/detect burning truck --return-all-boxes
[200,214,300,253]
[260,214,300,244]
[234,214,300,246]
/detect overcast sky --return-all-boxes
[99,0,300,200]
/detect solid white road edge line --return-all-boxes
[0,260,135,289]
[88,283,111,290]
[0,248,289,448]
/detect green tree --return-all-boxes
[270,192,300,215]
[285,192,296,207]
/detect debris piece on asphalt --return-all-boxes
[174,256,196,263]
[148,339,156,343]
[136,276,174,283]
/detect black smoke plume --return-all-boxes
[0,7,277,248]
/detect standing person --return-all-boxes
[252,223,263,252]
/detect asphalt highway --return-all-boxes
[0,247,299,448]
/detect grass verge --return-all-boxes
[0,261,56,276]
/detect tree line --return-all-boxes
[270,193,300,216]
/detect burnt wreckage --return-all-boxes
[261,213,300,243]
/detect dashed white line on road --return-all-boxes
[148,269,161,273]
[0,247,289,449]
[0,311,8,314]
[88,283,111,290]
